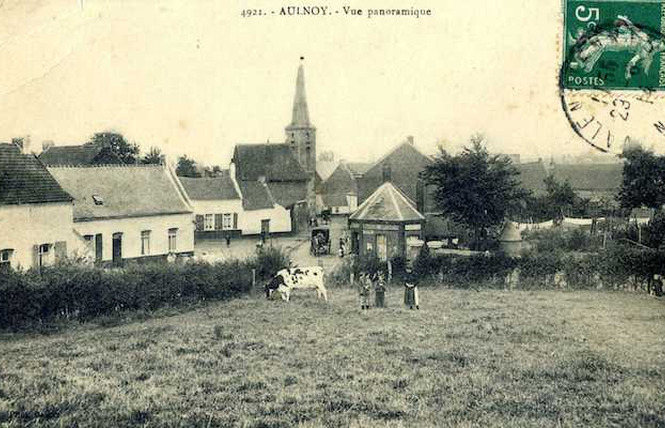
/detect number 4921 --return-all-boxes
[241,9,265,17]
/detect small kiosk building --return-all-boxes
[348,182,426,262]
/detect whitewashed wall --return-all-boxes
[0,202,85,269]
[189,199,243,219]
[239,205,291,235]
[73,213,194,261]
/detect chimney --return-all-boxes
[406,135,414,146]
[42,140,55,152]
[11,138,24,152]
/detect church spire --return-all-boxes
[290,57,310,127]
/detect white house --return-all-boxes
[180,169,292,238]
[0,143,89,271]
[179,173,244,239]
[48,164,194,266]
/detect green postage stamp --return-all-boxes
[560,0,665,153]
[562,0,665,90]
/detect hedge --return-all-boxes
[0,249,291,329]
[331,244,665,294]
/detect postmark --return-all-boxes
[560,0,665,153]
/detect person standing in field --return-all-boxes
[359,273,371,310]
[404,266,419,310]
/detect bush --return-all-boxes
[252,246,291,280]
[0,259,254,329]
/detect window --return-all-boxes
[168,228,178,252]
[223,213,232,229]
[204,214,214,231]
[141,230,151,256]
[0,249,14,271]
[38,243,52,268]
[91,195,104,206]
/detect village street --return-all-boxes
[194,216,348,273]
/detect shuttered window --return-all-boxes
[204,214,214,231]
[214,214,224,230]
[168,228,178,252]
[0,249,14,272]
[141,230,151,256]
[195,215,204,231]
[233,213,238,229]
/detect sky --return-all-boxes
[0,0,617,167]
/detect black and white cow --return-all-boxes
[265,267,328,302]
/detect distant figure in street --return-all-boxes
[404,266,419,310]
[339,237,345,258]
[225,234,231,247]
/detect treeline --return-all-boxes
[74,132,222,177]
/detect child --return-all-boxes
[358,273,371,310]
[404,266,419,310]
[374,272,387,308]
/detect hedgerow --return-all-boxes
[0,248,291,329]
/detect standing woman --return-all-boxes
[404,266,420,310]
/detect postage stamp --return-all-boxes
[562,0,665,90]
[560,0,665,153]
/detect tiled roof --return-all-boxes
[47,165,191,221]
[38,142,124,166]
[345,162,372,176]
[350,182,425,223]
[238,181,274,211]
[358,142,433,203]
[267,182,307,208]
[0,144,73,205]
[179,171,240,201]
[233,144,309,182]
[316,160,338,181]
[551,164,622,191]
[515,162,549,195]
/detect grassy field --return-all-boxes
[1,286,664,427]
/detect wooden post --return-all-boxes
[252,268,256,289]
[350,272,354,285]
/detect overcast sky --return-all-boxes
[0,0,612,166]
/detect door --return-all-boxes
[112,232,123,267]
[376,234,388,262]
[261,219,270,236]
[95,234,103,263]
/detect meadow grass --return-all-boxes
[0,286,664,427]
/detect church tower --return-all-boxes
[285,58,317,210]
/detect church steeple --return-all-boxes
[290,60,311,127]
[285,57,316,176]
[285,57,317,214]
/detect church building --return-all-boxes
[229,59,318,233]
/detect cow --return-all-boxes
[265,267,328,302]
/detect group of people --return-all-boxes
[357,267,419,310]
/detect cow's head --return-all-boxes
[265,274,284,299]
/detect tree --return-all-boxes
[421,135,528,249]
[543,175,577,221]
[202,165,223,177]
[141,146,164,165]
[618,146,665,209]
[89,132,140,164]
[176,155,201,177]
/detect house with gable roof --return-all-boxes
[47,164,194,266]
[179,170,292,239]
[38,140,124,166]
[318,161,372,214]
[230,143,308,235]
[0,142,88,270]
